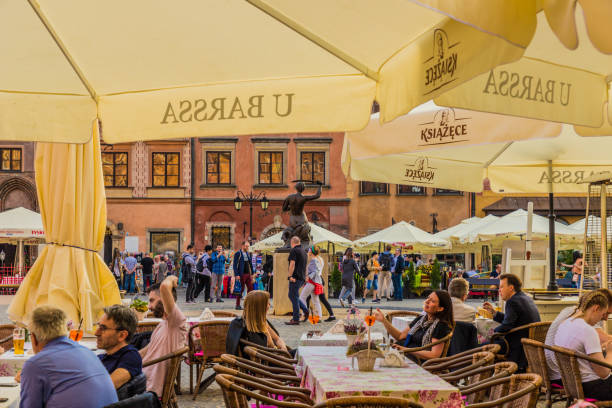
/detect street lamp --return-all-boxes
[234,190,268,242]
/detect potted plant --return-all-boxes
[330,262,342,298]
[403,261,416,298]
[130,298,149,321]
[430,259,441,289]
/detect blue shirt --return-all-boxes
[98,344,142,379]
[20,337,118,408]
[124,256,138,272]
[211,251,227,275]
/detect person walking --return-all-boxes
[182,245,197,303]
[392,248,405,301]
[194,245,213,302]
[362,252,381,303]
[339,248,358,307]
[154,255,167,284]
[123,252,138,294]
[211,245,227,303]
[233,242,254,310]
[110,248,124,290]
[285,237,308,325]
[140,252,154,292]
[378,246,393,301]
[299,246,324,320]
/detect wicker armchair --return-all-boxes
[142,346,188,408]
[135,321,159,334]
[384,310,421,323]
[220,354,301,385]
[239,338,293,358]
[392,331,453,364]
[460,361,519,405]
[0,324,16,351]
[544,342,612,406]
[313,396,423,408]
[521,339,566,407]
[425,351,495,382]
[461,373,542,408]
[212,311,238,318]
[242,346,297,370]
[215,373,312,408]
[192,320,231,398]
[214,365,313,404]
[422,344,501,369]
[490,321,551,359]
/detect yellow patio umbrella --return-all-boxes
[0,0,537,143]
[428,1,612,130]
[8,129,120,331]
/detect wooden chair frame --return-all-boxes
[142,346,188,408]
[192,320,231,399]
[212,311,238,318]
[220,354,301,386]
[521,339,566,408]
[461,373,542,408]
[215,373,312,408]
[490,322,552,359]
[459,362,519,405]
[384,310,422,323]
[243,345,297,368]
[393,331,453,364]
[239,338,293,358]
[135,321,159,334]
[422,344,501,369]
[425,351,495,381]
[0,324,16,351]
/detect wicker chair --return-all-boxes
[422,344,501,369]
[213,364,313,404]
[192,320,231,398]
[460,373,542,408]
[424,351,495,381]
[459,361,519,405]
[135,321,159,334]
[220,354,301,385]
[215,373,312,408]
[392,331,453,364]
[0,324,16,351]
[521,339,566,407]
[142,346,188,408]
[490,321,552,360]
[313,396,423,408]
[239,338,293,358]
[546,342,612,406]
[384,310,422,323]
[212,311,238,318]
[242,346,297,370]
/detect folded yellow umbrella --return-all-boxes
[8,127,120,331]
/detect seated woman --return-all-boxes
[375,290,453,361]
[553,290,612,400]
[225,290,288,356]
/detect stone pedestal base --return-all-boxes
[272,252,330,317]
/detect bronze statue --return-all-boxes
[281,181,322,248]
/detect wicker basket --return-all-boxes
[134,310,147,321]
[354,349,384,372]
[346,334,358,346]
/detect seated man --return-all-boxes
[448,277,476,322]
[19,305,118,408]
[95,305,142,389]
[140,275,187,397]
[554,291,612,400]
[483,273,540,372]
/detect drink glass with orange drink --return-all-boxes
[13,328,25,355]
[69,329,83,342]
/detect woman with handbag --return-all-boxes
[298,246,324,321]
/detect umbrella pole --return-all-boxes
[547,161,559,292]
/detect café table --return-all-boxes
[299,332,384,347]
[297,346,462,408]
[0,340,100,377]
[0,377,19,408]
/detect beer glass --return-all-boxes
[13,328,25,355]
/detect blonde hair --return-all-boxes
[579,291,609,313]
[30,305,67,343]
[243,290,269,333]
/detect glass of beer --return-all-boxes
[69,329,83,342]
[13,328,25,355]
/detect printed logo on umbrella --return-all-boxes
[403,157,436,185]
[417,108,470,146]
[423,29,459,95]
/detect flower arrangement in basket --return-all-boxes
[348,308,383,372]
[343,306,365,345]
[130,298,149,321]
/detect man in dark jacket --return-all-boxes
[232,241,253,311]
[483,273,540,372]
[392,248,404,301]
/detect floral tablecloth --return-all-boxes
[297,346,462,408]
[299,332,384,347]
[475,318,500,344]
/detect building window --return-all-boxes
[258,152,283,184]
[434,188,463,196]
[0,148,21,172]
[206,151,231,184]
[150,231,180,257]
[300,152,325,184]
[152,152,180,187]
[101,152,128,187]
[211,226,231,249]
[360,182,388,195]
[397,185,426,196]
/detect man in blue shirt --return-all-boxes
[211,244,228,302]
[20,305,117,408]
[123,252,138,293]
[391,248,405,301]
[95,305,142,390]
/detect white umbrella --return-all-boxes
[353,221,448,253]
[251,223,352,253]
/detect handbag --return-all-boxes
[233,279,242,295]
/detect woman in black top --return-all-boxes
[375,290,453,360]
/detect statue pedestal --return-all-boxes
[272,252,329,317]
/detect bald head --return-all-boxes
[291,236,300,247]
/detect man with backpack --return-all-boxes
[232,241,254,311]
[392,248,405,301]
[378,245,393,301]
[211,244,227,302]
[194,245,213,303]
[182,245,197,303]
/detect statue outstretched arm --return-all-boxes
[304,184,322,201]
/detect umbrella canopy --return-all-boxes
[1,0,536,143]
[569,215,612,236]
[353,221,448,253]
[433,216,484,241]
[251,223,352,253]
[343,104,612,193]
[438,214,500,245]
[432,3,612,130]
[0,207,44,239]
[8,133,120,331]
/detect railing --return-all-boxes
[0,266,30,295]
